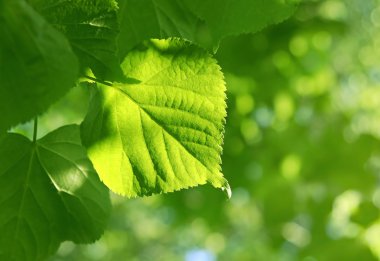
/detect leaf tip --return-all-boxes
[221,180,232,200]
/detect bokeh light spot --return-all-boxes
[281,154,301,180]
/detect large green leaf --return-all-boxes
[0,125,111,261]
[81,39,230,198]
[117,0,298,58]
[0,0,79,133]
[29,0,122,80]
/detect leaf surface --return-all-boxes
[0,0,79,132]
[117,0,200,59]
[29,0,122,80]
[117,0,298,58]
[0,125,111,261]
[81,39,229,197]
[183,0,298,44]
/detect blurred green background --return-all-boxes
[16,0,380,260]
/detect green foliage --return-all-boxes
[117,0,298,58]
[81,39,228,197]
[183,0,299,46]
[117,0,200,58]
[0,0,300,259]
[29,0,122,80]
[0,125,110,261]
[49,1,380,261]
[0,0,78,133]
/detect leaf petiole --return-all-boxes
[33,117,38,143]
[84,75,112,87]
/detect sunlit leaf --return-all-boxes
[81,39,229,197]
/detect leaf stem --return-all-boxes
[33,117,38,143]
[84,75,113,87]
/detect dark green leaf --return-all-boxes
[117,0,298,58]
[117,0,201,59]
[0,0,79,132]
[29,0,122,80]
[0,125,111,261]
[183,0,299,45]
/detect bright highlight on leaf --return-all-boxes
[0,0,79,132]
[0,125,111,261]
[81,39,229,198]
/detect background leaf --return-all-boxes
[81,39,229,198]
[0,0,79,132]
[0,125,111,261]
[29,0,122,80]
[117,0,298,59]
[117,0,200,59]
[183,0,299,45]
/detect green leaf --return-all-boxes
[0,0,79,132]
[0,125,111,261]
[183,0,299,45]
[29,0,122,80]
[117,0,200,59]
[81,39,229,198]
[117,0,298,58]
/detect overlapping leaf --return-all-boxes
[0,125,111,261]
[81,39,229,197]
[117,0,200,59]
[183,0,299,44]
[117,0,299,58]
[29,0,122,80]
[0,0,79,132]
